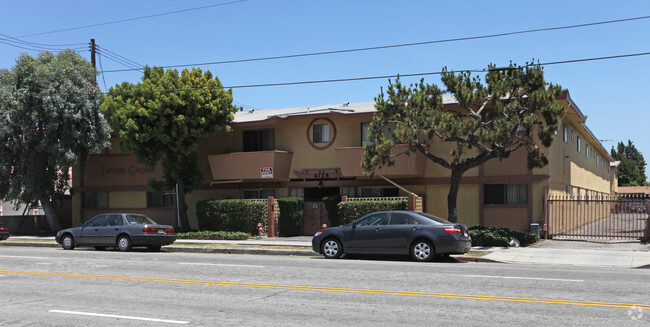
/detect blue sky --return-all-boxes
[2,0,649,172]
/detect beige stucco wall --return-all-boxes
[425,184,479,226]
[109,191,146,209]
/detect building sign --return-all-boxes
[260,167,273,179]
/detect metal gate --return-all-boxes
[546,195,650,241]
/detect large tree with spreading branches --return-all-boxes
[363,62,564,223]
[611,140,647,186]
[0,50,111,230]
[101,66,238,231]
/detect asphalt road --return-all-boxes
[1,247,649,326]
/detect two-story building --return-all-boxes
[71,89,617,234]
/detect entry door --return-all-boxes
[302,202,328,235]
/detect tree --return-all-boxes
[0,50,111,230]
[101,67,238,231]
[363,62,564,223]
[610,140,647,186]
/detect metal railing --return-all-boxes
[546,194,649,241]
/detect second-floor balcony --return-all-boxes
[335,144,428,177]
[208,150,294,181]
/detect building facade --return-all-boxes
[71,90,617,234]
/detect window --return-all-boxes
[563,124,567,143]
[586,144,589,158]
[243,189,276,199]
[312,124,330,143]
[243,129,274,152]
[362,187,399,197]
[571,129,574,142]
[577,136,581,152]
[355,213,388,226]
[362,122,397,145]
[484,184,528,205]
[85,215,108,227]
[147,191,176,208]
[388,213,419,225]
[105,214,123,226]
[83,192,108,209]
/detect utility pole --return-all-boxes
[90,39,96,70]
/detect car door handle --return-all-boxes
[375,228,383,232]
[94,229,99,231]
[412,227,420,231]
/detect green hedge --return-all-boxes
[322,195,342,227]
[338,200,407,225]
[176,231,248,240]
[468,226,540,247]
[276,197,303,237]
[196,199,267,235]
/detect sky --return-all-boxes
[1,0,649,175]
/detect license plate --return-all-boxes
[158,229,165,234]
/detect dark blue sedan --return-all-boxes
[56,213,176,252]
[312,211,471,262]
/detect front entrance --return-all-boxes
[302,187,339,235]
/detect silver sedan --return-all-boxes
[55,213,176,251]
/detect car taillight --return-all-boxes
[0,226,8,232]
[142,227,158,233]
[165,228,175,234]
[444,227,463,236]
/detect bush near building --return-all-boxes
[196,199,267,235]
[468,226,540,247]
[176,231,248,240]
[276,197,303,237]
[338,200,408,225]
[322,195,342,227]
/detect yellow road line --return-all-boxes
[2,270,648,310]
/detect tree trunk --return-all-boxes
[40,196,61,231]
[177,187,191,232]
[447,168,464,223]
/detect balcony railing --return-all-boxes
[207,150,293,180]
[335,144,427,177]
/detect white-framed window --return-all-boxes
[586,144,589,158]
[577,136,581,152]
[313,123,331,143]
[571,129,574,142]
[563,124,568,143]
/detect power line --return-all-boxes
[0,33,86,47]
[95,47,143,71]
[96,45,143,69]
[10,0,247,39]
[100,51,650,95]
[100,14,650,73]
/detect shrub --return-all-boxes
[196,199,267,235]
[322,195,342,226]
[468,226,540,247]
[276,197,303,237]
[176,231,248,240]
[338,200,407,225]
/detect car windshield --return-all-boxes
[417,212,453,224]
[125,214,157,225]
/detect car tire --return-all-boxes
[61,234,75,250]
[117,235,132,252]
[322,238,343,259]
[94,246,106,251]
[411,239,435,262]
[147,245,161,252]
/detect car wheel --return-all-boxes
[411,239,434,262]
[94,246,106,251]
[61,234,75,250]
[322,238,343,259]
[117,235,132,252]
[147,245,161,252]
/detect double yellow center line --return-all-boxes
[2,270,648,310]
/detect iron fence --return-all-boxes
[546,194,649,241]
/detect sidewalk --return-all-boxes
[3,236,650,268]
[480,239,650,269]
